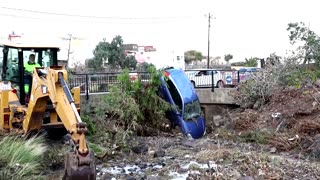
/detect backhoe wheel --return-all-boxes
[63,151,96,180]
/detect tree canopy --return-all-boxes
[231,57,258,67]
[224,54,233,64]
[287,22,320,65]
[184,50,203,64]
[87,35,137,71]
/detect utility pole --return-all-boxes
[61,34,83,68]
[66,34,72,68]
[207,13,214,68]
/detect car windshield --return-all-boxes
[183,99,201,120]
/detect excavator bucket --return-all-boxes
[63,150,96,180]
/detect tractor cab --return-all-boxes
[0,41,60,105]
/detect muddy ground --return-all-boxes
[44,84,320,180]
[44,132,320,180]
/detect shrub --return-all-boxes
[233,66,281,108]
[0,135,47,179]
[232,58,309,108]
[101,67,172,130]
[81,115,97,136]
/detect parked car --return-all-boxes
[185,69,225,88]
[158,67,206,139]
[238,67,260,82]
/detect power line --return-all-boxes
[0,6,192,20]
[0,13,186,24]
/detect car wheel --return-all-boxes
[217,81,224,88]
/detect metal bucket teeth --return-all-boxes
[63,151,96,180]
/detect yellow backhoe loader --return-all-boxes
[0,41,96,179]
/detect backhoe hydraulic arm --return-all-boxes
[22,66,96,180]
[58,72,89,154]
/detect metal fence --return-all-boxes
[67,69,241,99]
[68,72,151,99]
[184,69,240,91]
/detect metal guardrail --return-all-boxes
[68,72,151,100]
[68,70,243,99]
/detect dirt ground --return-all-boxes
[43,84,320,180]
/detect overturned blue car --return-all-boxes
[158,67,206,139]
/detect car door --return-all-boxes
[203,70,212,87]
[194,71,205,86]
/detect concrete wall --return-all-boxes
[195,88,237,105]
[194,88,238,132]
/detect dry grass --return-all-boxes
[294,118,320,135]
[268,133,302,151]
[232,109,259,131]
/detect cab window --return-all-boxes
[23,49,54,67]
[42,51,54,67]
[0,46,3,80]
[23,50,39,65]
[5,48,19,82]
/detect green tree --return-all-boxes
[184,50,203,63]
[90,38,110,70]
[119,55,137,70]
[136,62,155,71]
[224,54,233,64]
[90,35,138,70]
[231,62,246,66]
[266,53,281,65]
[107,35,124,67]
[244,57,258,67]
[287,22,320,65]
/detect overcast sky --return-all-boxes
[1,0,319,64]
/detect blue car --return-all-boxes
[158,67,206,139]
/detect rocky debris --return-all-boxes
[94,136,320,180]
[213,115,225,127]
[239,176,254,180]
[131,144,148,154]
[153,150,165,158]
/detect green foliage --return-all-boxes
[284,66,320,88]
[233,54,320,108]
[82,115,97,136]
[119,55,137,70]
[0,136,47,179]
[96,66,172,135]
[231,61,246,66]
[184,50,203,63]
[266,53,281,65]
[86,57,103,71]
[238,130,272,144]
[136,62,155,72]
[224,54,233,63]
[287,22,320,65]
[89,35,138,71]
[88,142,106,157]
[244,57,258,67]
[231,57,258,67]
[233,61,289,108]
